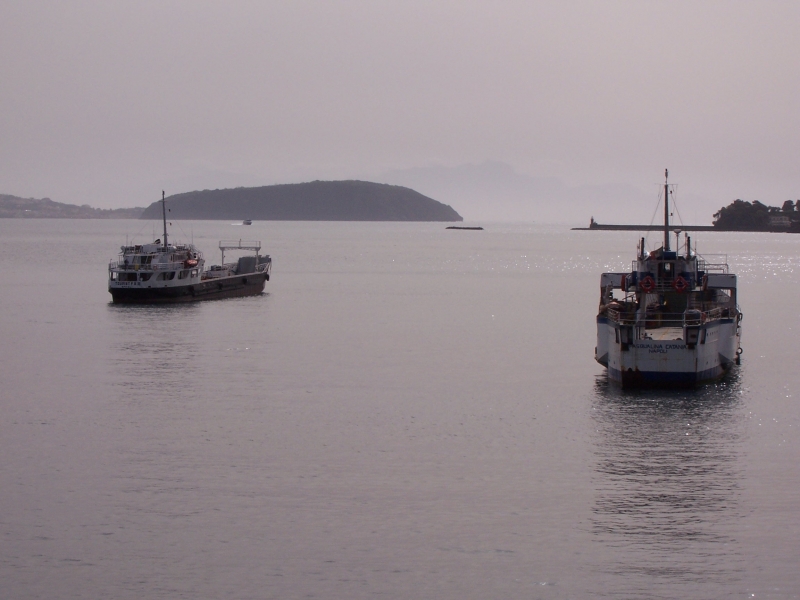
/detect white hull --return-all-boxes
[596,318,740,386]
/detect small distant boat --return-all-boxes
[446,226,483,230]
[108,193,270,303]
[595,170,742,387]
[243,219,252,225]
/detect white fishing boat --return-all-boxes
[595,170,742,387]
[108,193,271,304]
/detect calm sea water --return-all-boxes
[1,219,799,599]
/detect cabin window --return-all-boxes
[156,272,176,281]
[139,273,152,282]
[191,269,198,277]
[121,272,138,282]
[110,272,117,280]
[178,270,190,279]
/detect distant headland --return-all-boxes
[1,181,462,222]
[0,194,144,219]
[140,181,463,222]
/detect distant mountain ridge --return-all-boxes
[140,180,462,222]
[0,194,144,218]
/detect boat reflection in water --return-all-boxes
[588,374,747,596]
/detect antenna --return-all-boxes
[161,190,168,250]
[664,169,670,251]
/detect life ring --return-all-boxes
[185,259,198,267]
[640,275,655,293]
[673,275,689,293]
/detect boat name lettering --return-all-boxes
[632,343,687,352]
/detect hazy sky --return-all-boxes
[2,1,799,221]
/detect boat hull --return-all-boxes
[607,363,728,388]
[109,272,268,304]
[596,317,740,388]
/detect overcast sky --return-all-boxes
[1,1,798,221]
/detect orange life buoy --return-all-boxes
[640,275,655,293]
[673,275,689,293]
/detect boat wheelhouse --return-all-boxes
[595,171,742,387]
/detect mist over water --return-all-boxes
[1,220,799,599]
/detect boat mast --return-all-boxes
[161,190,168,250]
[663,169,670,251]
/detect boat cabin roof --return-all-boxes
[119,242,198,256]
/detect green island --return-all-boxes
[139,181,462,222]
[1,181,462,222]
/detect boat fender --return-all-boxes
[266,273,270,281]
[620,274,627,292]
[640,275,655,293]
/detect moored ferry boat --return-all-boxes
[108,193,271,304]
[595,171,742,387]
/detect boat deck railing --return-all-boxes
[698,254,729,273]
[219,240,261,251]
[109,260,199,272]
[605,307,730,327]
[630,254,729,275]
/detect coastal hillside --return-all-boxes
[713,199,800,231]
[139,181,463,222]
[0,194,144,218]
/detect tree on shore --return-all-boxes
[712,199,771,230]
